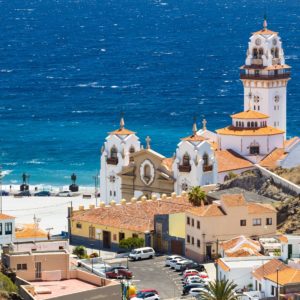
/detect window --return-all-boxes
[271,285,275,296]
[89,226,95,239]
[258,48,264,59]
[258,105,260,111]
[132,233,138,238]
[119,232,125,241]
[203,153,209,167]
[187,235,190,243]
[197,239,201,248]
[253,218,262,226]
[182,183,188,191]
[191,237,194,245]
[253,48,258,59]
[266,218,272,225]
[197,221,200,229]
[5,222,12,235]
[110,191,112,196]
[129,146,135,154]
[250,146,260,155]
[113,191,116,196]
[110,146,118,158]
[17,264,27,271]
[187,217,190,225]
[255,70,260,76]
[254,105,256,110]
[143,164,151,183]
[113,234,117,241]
[183,153,190,166]
[0,223,2,235]
[109,175,116,183]
[259,283,262,291]
[191,218,194,227]
[76,223,82,229]
[240,220,246,226]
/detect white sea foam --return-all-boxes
[170,112,179,116]
[0,69,13,73]
[25,159,45,165]
[2,170,13,176]
[3,162,18,166]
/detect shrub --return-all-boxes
[0,272,18,293]
[89,252,99,258]
[119,237,144,250]
[188,186,206,207]
[73,245,87,259]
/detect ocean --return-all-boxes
[0,0,299,186]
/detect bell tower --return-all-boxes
[240,17,291,137]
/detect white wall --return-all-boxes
[281,236,300,261]
[219,267,254,290]
[280,142,300,168]
[0,218,15,246]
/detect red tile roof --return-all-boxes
[109,128,135,135]
[259,148,286,169]
[265,267,300,285]
[231,110,269,120]
[15,224,48,239]
[0,213,15,220]
[253,259,287,280]
[216,126,284,136]
[221,194,247,207]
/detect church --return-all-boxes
[99,19,300,203]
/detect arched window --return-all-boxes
[183,153,190,166]
[275,47,279,58]
[203,153,209,167]
[254,122,258,127]
[242,122,244,127]
[271,48,275,57]
[236,121,239,127]
[258,48,264,59]
[110,146,117,158]
[275,95,280,103]
[182,183,189,191]
[253,48,258,59]
[247,122,250,128]
[254,105,256,110]
[251,122,254,128]
[129,146,135,154]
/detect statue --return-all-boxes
[20,173,29,191]
[69,173,79,192]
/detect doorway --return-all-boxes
[206,245,212,260]
[103,231,111,249]
[35,262,42,279]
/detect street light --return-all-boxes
[92,174,99,206]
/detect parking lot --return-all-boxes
[127,255,216,299]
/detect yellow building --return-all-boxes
[69,193,193,252]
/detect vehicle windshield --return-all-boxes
[131,250,138,254]
[136,291,145,297]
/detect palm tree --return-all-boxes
[200,279,238,300]
[188,186,206,207]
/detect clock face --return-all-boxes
[255,39,261,46]
[273,38,277,45]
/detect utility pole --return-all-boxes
[276,267,279,300]
[0,165,3,214]
[216,238,219,282]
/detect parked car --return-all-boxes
[130,289,159,299]
[184,275,203,285]
[129,247,155,261]
[169,258,185,269]
[131,291,160,300]
[174,259,193,271]
[182,283,204,295]
[183,269,200,277]
[164,255,183,267]
[189,287,208,297]
[116,249,131,258]
[105,266,132,279]
[16,190,31,197]
[183,271,200,279]
[0,190,9,196]
[56,191,72,197]
[180,262,205,272]
[34,190,51,197]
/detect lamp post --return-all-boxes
[93,174,99,206]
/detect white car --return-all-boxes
[56,191,72,197]
[129,247,155,260]
[184,275,203,285]
[131,291,160,300]
[174,260,192,271]
[189,287,208,297]
[169,258,185,269]
[165,255,182,267]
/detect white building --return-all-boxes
[278,235,300,261]
[0,213,15,246]
[217,256,272,290]
[99,116,141,203]
[173,120,217,194]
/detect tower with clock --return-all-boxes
[240,17,291,137]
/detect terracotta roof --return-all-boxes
[15,224,48,239]
[221,194,247,207]
[181,134,207,142]
[72,197,193,233]
[247,202,276,214]
[226,249,263,257]
[209,141,218,151]
[109,127,135,135]
[277,235,288,244]
[216,126,284,136]
[217,259,230,272]
[231,110,269,120]
[0,213,15,220]
[161,157,174,171]
[259,148,286,169]
[284,137,299,149]
[265,267,300,285]
[187,204,225,217]
[215,149,253,173]
[253,259,287,280]
[253,28,278,36]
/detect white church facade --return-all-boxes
[99,19,300,203]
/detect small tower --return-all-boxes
[240,17,291,137]
[99,115,141,203]
[173,119,217,194]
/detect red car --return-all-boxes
[105,266,133,279]
[183,271,200,279]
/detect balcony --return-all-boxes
[203,165,213,172]
[178,164,191,172]
[106,157,118,165]
[240,73,290,80]
[252,58,263,65]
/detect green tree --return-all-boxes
[72,245,87,259]
[227,172,237,180]
[0,272,18,293]
[119,237,144,250]
[200,280,238,300]
[188,186,206,207]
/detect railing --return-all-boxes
[106,157,118,165]
[252,58,263,65]
[240,73,290,80]
[178,164,191,172]
[203,165,213,172]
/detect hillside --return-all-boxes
[219,169,300,234]
[273,166,300,185]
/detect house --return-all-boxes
[1,244,120,300]
[185,194,276,262]
[252,258,300,299]
[220,235,261,257]
[0,213,15,246]
[69,193,193,252]
[15,224,48,243]
[217,256,272,290]
[278,235,300,261]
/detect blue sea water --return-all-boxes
[0,0,299,186]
